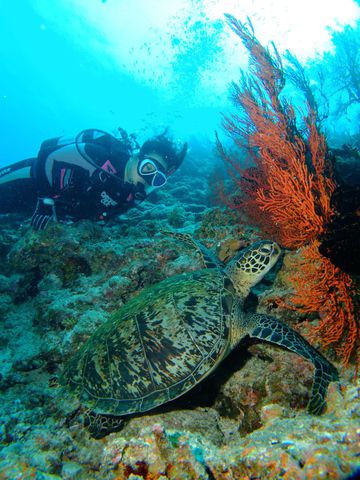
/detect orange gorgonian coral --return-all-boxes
[219,14,358,366]
[218,15,335,249]
[283,241,358,366]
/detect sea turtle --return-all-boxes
[61,234,338,435]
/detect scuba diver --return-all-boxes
[0,128,188,230]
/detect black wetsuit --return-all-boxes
[0,129,146,226]
[0,158,38,214]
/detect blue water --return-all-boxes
[0,0,359,166]
[0,1,225,165]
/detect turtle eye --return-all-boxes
[259,243,273,254]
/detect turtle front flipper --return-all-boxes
[245,313,339,415]
[163,230,222,269]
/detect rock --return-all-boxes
[61,461,83,479]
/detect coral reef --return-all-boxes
[0,190,358,479]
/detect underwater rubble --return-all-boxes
[0,169,359,480]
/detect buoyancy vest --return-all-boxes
[34,129,131,187]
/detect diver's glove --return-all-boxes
[31,197,58,230]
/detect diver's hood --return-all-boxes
[165,142,188,176]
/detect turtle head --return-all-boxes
[225,240,281,298]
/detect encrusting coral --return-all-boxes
[217,14,358,366]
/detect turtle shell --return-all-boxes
[61,269,236,415]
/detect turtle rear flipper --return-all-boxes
[246,313,339,415]
[83,410,126,439]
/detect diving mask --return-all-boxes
[138,157,167,188]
